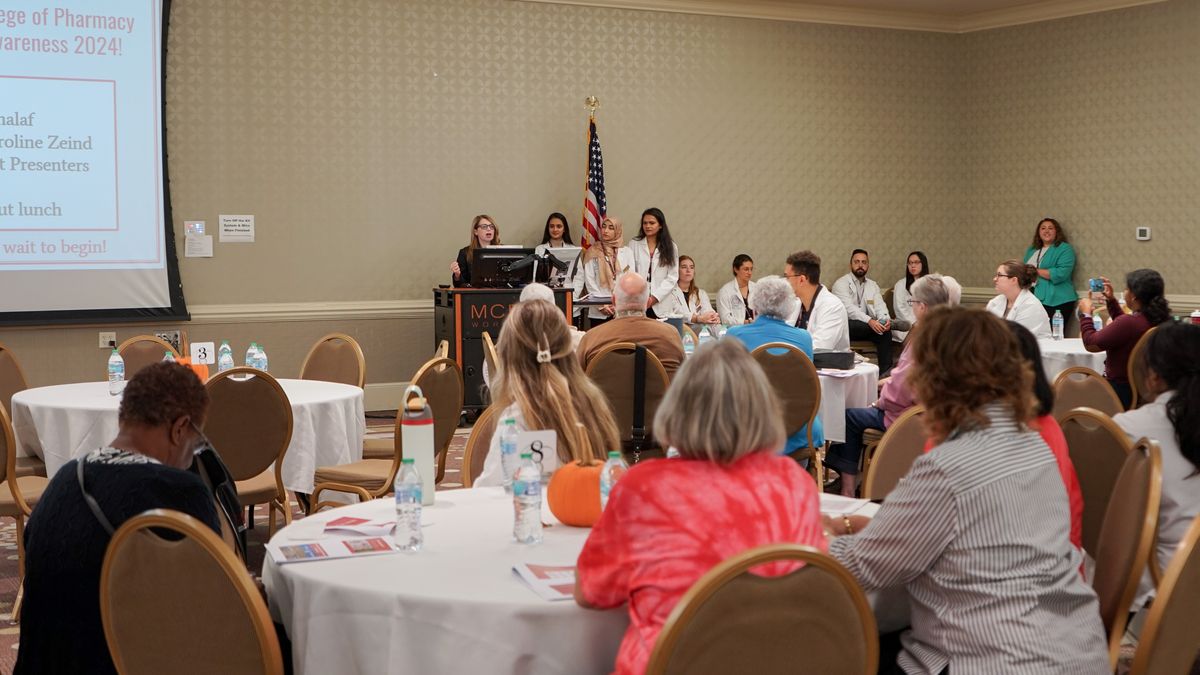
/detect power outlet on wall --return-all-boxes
[155,330,182,353]
[98,331,116,349]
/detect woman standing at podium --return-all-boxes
[450,214,501,287]
[629,207,679,318]
[574,216,632,327]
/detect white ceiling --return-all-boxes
[516,0,1169,32]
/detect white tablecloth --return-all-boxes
[263,488,888,675]
[1037,338,1106,383]
[818,362,880,444]
[10,379,364,493]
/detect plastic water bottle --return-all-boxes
[682,331,695,355]
[499,418,520,493]
[1051,310,1064,340]
[512,452,543,544]
[666,446,681,459]
[717,324,728,339]
[257,344,269,372]
[217,342,235,373]
[599,451,629,510]
[162,350,175,362]
[394,458,423,552]
[217,341,234,373]
[245,342,258,368]
[107,349,125,396]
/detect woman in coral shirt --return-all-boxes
[574,339,826,675]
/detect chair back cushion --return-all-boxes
[861,407,926,500]
[412,357,464,481]
[586,343,670,458]
[0,344,28,416]
[1052,367,1123,419]
[101,509,282,675]
[203,370,293,481]
[300,333,365,388]
[750,343,820,438]
[1092,440,1161,660]
[118,335,180,379]
[648,544,876,675]
[1126,325,1158,409]
[0,406,13,486]
[462,405,498,488]
[1059,407,1133,555]
[1130,516,1200,675]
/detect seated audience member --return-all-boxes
[825,274,959,496]
[450,214,500,287]
[832,249,895,375]
[655,255,720,333]
[727,275,824,457]
[573,216,633,327]
[1078,268,1171,408]
[891,250,928,342]
[574,339,826,675]
[1113,322,1200,606]
[15,362,222,675]
[783,250,850,352]
[477,301,619,486]
[519,281,555,304]
[577,272,685,378]
[825,307,1108,675]
[716,253,756,326]
[986,259,1051,339]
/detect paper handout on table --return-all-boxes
[816,368,860,378]
[513,562,576,601]
[267,536,399,564]
[819,494,872,516]
[324,516,396,538]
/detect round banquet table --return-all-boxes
[1037,338,1106,383]
[263,488,895,675]
[9,379,364,493]
[817,362,880,444]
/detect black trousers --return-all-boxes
[849,319,894,376]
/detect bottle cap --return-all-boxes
[111,348,118,354]
[607,451,621,459]
[401,458,414,464]
[520,452,532,459]
[504,418,516,425]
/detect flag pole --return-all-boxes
[580,96,601,249]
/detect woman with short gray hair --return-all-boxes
[747,275,798,321]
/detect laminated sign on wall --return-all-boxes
[219,214,255,243]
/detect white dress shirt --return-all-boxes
[892,279,915,342]
[716,279,756,326]
[786,285,850,352]
[986,289,1051,339]
[1114,391,1200,606]
[627,238,680,304]
[831,273,891,324]
[655,285,714,323]
[572,247,633,320]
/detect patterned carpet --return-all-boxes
[0,414,469,672]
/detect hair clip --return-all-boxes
[536,335,552,364]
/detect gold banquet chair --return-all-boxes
[461,405,499,488]
[1,406,48,621]
[646,544,877,675]
[1128,515,1200,675]
[100,509,283,675]
[749,343,823,483]
[0,343,46,478]
[860,406,926,501]
[1089,439,1161,671]
[1126,325,1158,409]
[586,342,670,464]
[203,368,294,537]
[311,357,463,510]
[117,334,181,379]
[299,332,366,388]
[1059,407,1133,556]
[1052,367,1123,419]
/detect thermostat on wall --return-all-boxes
[1136,226,1151,241]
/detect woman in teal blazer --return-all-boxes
[1024,218,1077,332]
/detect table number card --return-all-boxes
[190,341,216,365]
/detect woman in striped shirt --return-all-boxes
[826,307,1108,675]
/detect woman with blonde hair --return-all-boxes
[475,300,619,486]
[573,216,633,326]
[825,307,1107,675]
[575,339,826,675]
[450,214,501,287]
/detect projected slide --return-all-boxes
[1,1,176,316]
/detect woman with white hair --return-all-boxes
[725,275,823,457]
[826,273,960,496]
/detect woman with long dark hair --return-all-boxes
[716,253,756,326]
[535,212,574,251]
[1114,321,1200,606]
[891,250,928,342]
[1024,217,1077,333]
[1078,268,1171,408]
[628,207,679,317]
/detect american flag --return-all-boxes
[580,117,606,249]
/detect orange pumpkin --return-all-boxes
[547,460,604,527]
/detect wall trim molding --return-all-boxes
[188,300,434,324]
[514,0,1167,33]
[961,288,1200,313]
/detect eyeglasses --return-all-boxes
[993,274,1014,279]
[783,273,803,279]
[475,223,495,231]
[906,299,925,306]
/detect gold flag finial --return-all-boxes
[585,96,599,116]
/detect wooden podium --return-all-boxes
[433,287,573,411]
